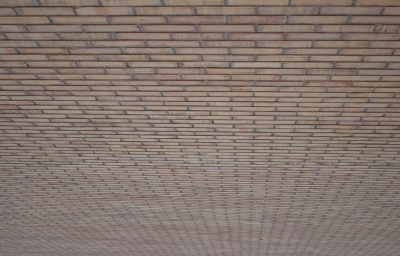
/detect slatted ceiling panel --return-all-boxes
[0,0,400,255]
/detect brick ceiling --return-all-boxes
[1,0,400,255]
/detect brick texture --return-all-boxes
[1,1,400,256]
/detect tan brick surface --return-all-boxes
[0,1,400,256]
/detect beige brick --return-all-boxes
[383,7,400,15]
[259,6,318,15]
[292,0,352,5]
[199,24,255,32]
[289,16,347,24]
[259,40,312,48]
[110,16,165,24]
[259,24,314,32]
[0,0,39,6]
[0,8,16,15]
[231,48,283,54]
[196,6,255,15]
[229,33,284,40]
[356,0,400,6]
[0,16,49,24]
[351,16,400,24]
[229,16,286,24]
[27,24,82,32]
[321,6,383,15]
[76,7,134,15]
[16,7,75,15]
[101,0,161,5]
[317,24,375,32]
[83,24,139,32]
[164,0,224,5]
[313,41,369,48]
[51,16,108,24]
[143,24,195,32]
[41,0,100,5]
[287,33,341,40]
[228,0,289,5]
[135,6,194,15]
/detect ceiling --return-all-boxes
[1,0,400,255]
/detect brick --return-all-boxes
[0,25,26,32]
[343,33,400,40]
[383,7,400,15]
[116,33,169,40]
[76,7,134,15]
[16,7,75,15]
[171,32,224,40]
[164,0,224,5]
[0,0,39,6]
[51,16,108,24]
[321,6,383,15]
[292,0,352,5]
[232,62,281,68]
[175,48,228,54]
[229,33,284,40]
[228,0,289,5]
[142,24,195,32]
[0,16,49,24]
[284,62,333,68]
[135,6,194,15]
[27,24,82,32]
[351,16,400,24]
[356,0,400,6]
[313,41,369,48]
[110,16,165,24]
[317,24,375,32]
[101,0,161,5]
[83,24,139,32]
[339,48,393,55]
[0,8,16,15]
[286,48,338,55]
[40,0,100,5]
[258,6,318,14]
[228,16,286,24]
[287,33,341,40]
[205,41,255,47]
[289,16,348,24]
[168,16,225,24]
[258,24,314,32]
[196,6,255,15]
[310,56,362,62]
[231,48,283,54]
[6,32,60,40]
[257,55,308,61]
[199,25,255,32]
[258,40,312,48]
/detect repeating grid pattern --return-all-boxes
[1,0,400,255]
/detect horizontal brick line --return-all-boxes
[0,78,387,82]
[6,5,398,7]
[2,44,398,48]
[5,61,397,64]
[1,22,399,25]
[0,14,395,17]
[2,46,398,49]
[7,57,389,59]
[2,72,399,75]
[4,32,399,34]
[2,14,394,16]
[1,37,398,41]
[1,55,397,58]
[1,113,397,116]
